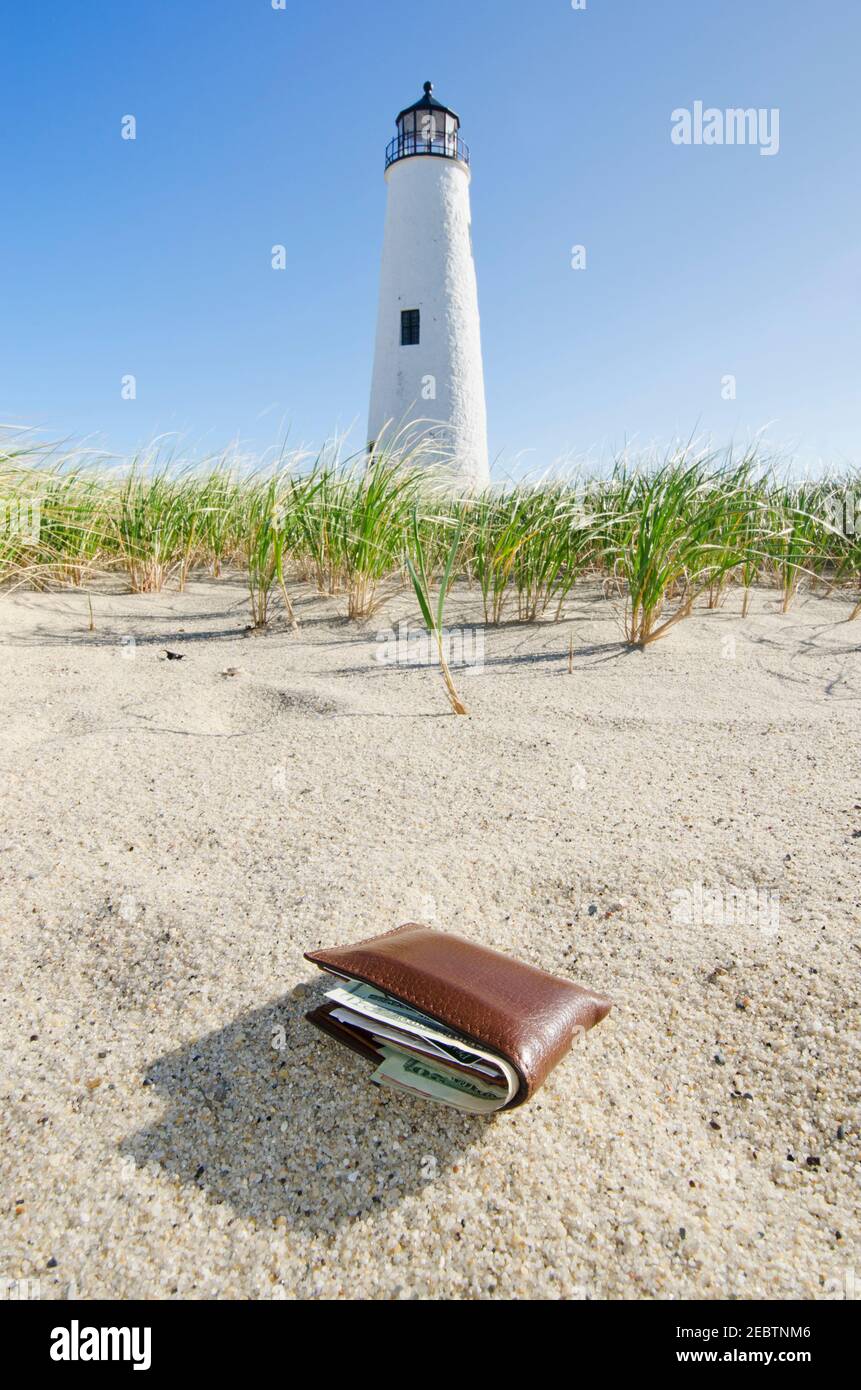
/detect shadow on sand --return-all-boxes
[120,988,488,1235]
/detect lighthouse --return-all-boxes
[367,82,490,488]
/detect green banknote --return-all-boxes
[371,1046,507,1114]
[323,979,519,1107]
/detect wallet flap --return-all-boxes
[305,924,611,1108]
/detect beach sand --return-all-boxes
[1,579,858,1299]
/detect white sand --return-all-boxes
[1,579,858,1299]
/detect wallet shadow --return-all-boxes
[120,989,489,1234]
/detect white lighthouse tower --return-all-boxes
[367,82,490,488]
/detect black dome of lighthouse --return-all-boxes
[387,82,469,170]
[396,81,460,129]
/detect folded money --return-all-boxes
[323,980,518,1111]
[304,925,612,1113]
[373,1046,509,1114]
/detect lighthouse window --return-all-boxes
[401,309,421,346]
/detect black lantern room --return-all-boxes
[385,82,469,170]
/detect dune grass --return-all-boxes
[1,434,859,648]
[406,509,468,715]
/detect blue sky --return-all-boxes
[1,0,858,476]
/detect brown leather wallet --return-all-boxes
[304,924,612,1111]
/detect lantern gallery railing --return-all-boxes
[385,133,470,169]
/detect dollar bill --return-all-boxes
[324,979,518,1103]
[328,1006,506,1083]
[371,1046,508,1114]
[326,980,471,1046]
